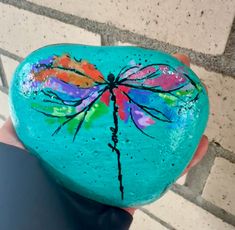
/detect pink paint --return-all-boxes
[159,65,169,72]
[134,110,155,128]
[129,66,156,80]
[120,67,139,79]
[145,73,186,90]
[114,86,131,121]
[100,90,110,106]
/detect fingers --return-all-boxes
[0,118,25,149]
[182,135,209,175]
[122,207,136,215]
[201,81,208,93]
[172,53,190,67]
[2,118,16,135]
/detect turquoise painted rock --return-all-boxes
[9,44,209,207]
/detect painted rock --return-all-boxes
[9,44,209,207]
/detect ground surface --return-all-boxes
[0,0,235,229]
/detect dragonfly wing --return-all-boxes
[130,103,155,129]
[30,54,106,106]
[117,65,141,81]
[28,54,108,138]
[43,77,105,105]
[118,64,199,95]
[115,63,201,136]
[118,87,173,124]
[32,54,105,86]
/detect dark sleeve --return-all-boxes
[0,142,133,230]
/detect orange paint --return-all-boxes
[34,69,95,88]
[54,55,85,74]
[34,69,57,82]
[34,55,106,89]
[81,62,105,83]
[58,55,70,68]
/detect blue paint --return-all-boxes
[9,44,209,207]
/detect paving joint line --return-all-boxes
[212,142,235,164]
[0,114,6,120]
[1,0,234,77]
[224,18,235,61]
[171,184,235,227]
[0,56,9,88]
[0,85,8,94]
[0,47,23,62]
[139,208,176,230]
[101,34,116,46]
[184,142,235,191]
[185,143,216,196]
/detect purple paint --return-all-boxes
[44,77,103,99]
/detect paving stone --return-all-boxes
[0,90,9,119]
[144,191,234,230]
[28,0,235,54]
[0,55,19,87]
[130,210,168,230]
[176,173,187,185]
[191,65,235,153]
[0,3,101,57]
[117,42,136,46]
[202,157,235,216]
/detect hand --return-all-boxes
[0,54,209,216]
[0,118,24,149]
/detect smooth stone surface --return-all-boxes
[9,44,209,207]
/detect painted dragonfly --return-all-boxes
[28,54,201,200]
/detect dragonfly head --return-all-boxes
[107,73,115,84]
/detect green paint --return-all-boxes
[67,113,85,134]
[84,101,109,129]
[176,89,194,96]
[159,93,177,105]
[32,103,76,117]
